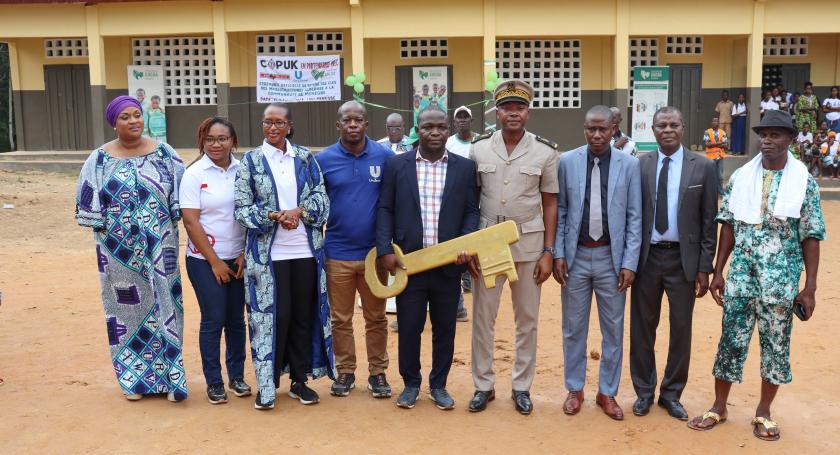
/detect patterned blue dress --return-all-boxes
[75,143,188,399]
[234,143,335,402]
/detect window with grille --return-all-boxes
[629,38,659,106]
[763,36,808,56]
[495,39,581,109]
[132,37,217,105]
[762,65,783,90]
[665,36,703,55]
[44,38,88,58]
[306,32,343,53]
[400,38,448,58]
[256,34,297,55]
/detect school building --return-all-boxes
[1,0,839,152]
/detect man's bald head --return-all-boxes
[609,106,622,124]
[337,100,367,121]
[585,105,614,124]
[386,113,404,125]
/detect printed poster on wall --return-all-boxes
[257,55,342,103]
[412,66,448,125]
[631,66,670,152]
[127,65,167,143]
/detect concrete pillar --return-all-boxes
[85,5,107,146]
[613,0,630,132]
[212,1,230,117]
[746,0,766,157]
[349,0,365,75]
[7,40,24,150]
[482,0,496,132]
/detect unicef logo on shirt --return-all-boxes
[369,165,382,183]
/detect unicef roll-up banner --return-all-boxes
[256,55,342,103]
[127,65,167,143]
[631,66,670,152]
[411,66,448,126]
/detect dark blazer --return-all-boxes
[375,150,480,276]
[638,148,718,281]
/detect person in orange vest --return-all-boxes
[704,117,728,193]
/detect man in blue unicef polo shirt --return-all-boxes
[316,101,395,399]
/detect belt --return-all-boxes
[579,240,609,248]
[651,241,680,249]
[482,214,537,227]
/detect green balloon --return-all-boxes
[353,82,365,94]
[345,75,357,86]
[485,80,496,92]
[356,72,366,83]
[487,70,499,82]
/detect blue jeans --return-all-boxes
[185,256,247,386]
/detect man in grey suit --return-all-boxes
[630,107,718,420]
[554,105,642,421]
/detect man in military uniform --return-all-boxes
[468,80,559,415]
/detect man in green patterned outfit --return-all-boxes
[687,110,825,442]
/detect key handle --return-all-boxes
[364,244,409,300]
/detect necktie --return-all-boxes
[589,157,603,241]
[655,156,670,235]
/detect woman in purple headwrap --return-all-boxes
[75,95,188,402]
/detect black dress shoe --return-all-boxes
[468,390,495,412]
[658,398,689,420]
[633,396,654,416]
[512,390,533,415]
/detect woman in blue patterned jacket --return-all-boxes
[234,103,335,410]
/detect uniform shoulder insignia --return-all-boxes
[472,132,492,144]
[535,135,558,150]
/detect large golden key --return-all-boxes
[364,220,520,299]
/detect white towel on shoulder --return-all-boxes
[730,152,808,224]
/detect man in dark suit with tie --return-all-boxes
[376,106,480,410]
[630,106,719,420]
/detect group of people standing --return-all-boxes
[77,76,823,443]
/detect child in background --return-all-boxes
[813,121,830,178]
[143,95,167,143]
[820,131,839,180]
[796,122,813,163]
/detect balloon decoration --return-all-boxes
[485,70,501,93]
[344,72,368,97]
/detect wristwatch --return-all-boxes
[542,246,556,256]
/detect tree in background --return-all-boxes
[0,42,12,152]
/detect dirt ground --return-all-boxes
[0,168,837,454]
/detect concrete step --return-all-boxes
[0,152,91,162]
[0,160,85,174]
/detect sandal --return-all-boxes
[687,410,727,431]
[752,416,780,441]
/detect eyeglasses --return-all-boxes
[262,120,289,129]
[204,136,231,145]
[386,126,404,132]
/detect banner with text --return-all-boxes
[257,55,342,103]
[631,66,670,152]
[127,65,167,142]
[411,66,448,125]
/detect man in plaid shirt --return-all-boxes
[376,106,480,410]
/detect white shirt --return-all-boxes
[651,146,683,243]
[179,154,245,260]
[610,130,636,156]
[378,136,410,153]
[823,97,840,122]
[445,135,474,158]
[261,140,312,260]
[731,103,747,117]
[822,141,839,159]
[760,99,779,113]
[797,132,813,144]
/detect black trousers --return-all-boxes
[630,246,696,401]
[272,258,317,384]
[396,267,460,389]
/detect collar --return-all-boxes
[199,152,240,171]
[261,139,293,159]
[586,147,611,163]
[415,149,449,164]
[338,137,370,157]
[657,145,684,163]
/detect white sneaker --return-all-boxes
[125,393,143,401]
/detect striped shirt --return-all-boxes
[415,150,449,247]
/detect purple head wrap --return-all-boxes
[105,95,143,127]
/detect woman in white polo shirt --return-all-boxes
[180,117,251,405]
[234,103,334,411]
